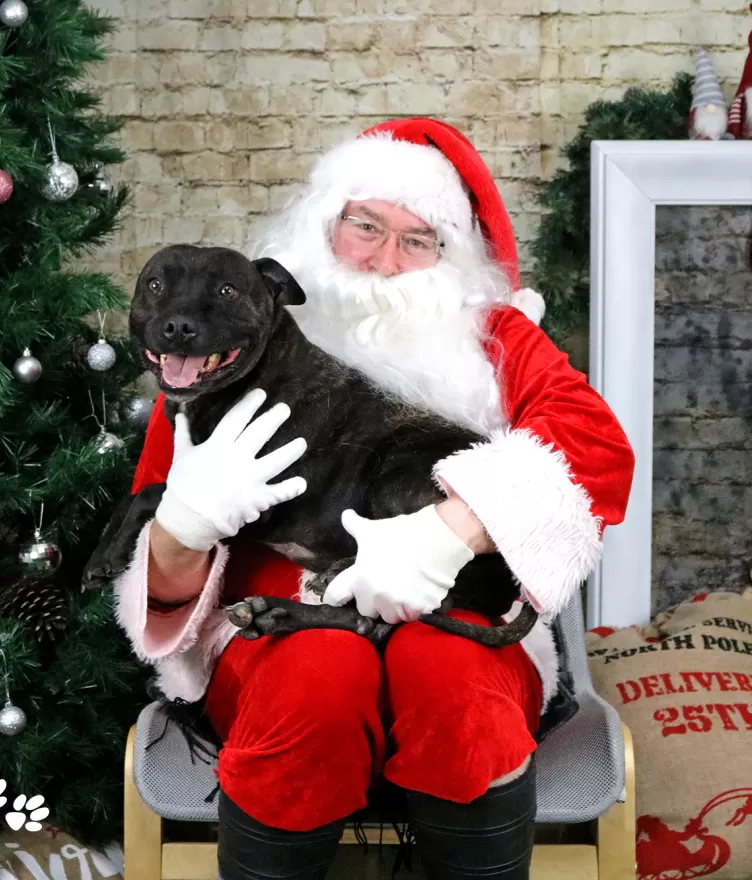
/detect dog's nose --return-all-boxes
[161,316,198,345]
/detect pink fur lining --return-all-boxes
[113,520,233,702]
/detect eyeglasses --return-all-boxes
[337,213,444,268]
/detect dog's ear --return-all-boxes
[253,258,307,307]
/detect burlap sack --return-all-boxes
[587,589,752,880]
[0,822,122,880]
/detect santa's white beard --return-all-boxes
[275,253,508,437]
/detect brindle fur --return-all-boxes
[84,245,538,648]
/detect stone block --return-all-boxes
[153,121,205,152]
[484,15,539,48]
[325,22,375,52]
[200,24,242,51]
[417,18,476,49]
[214,87,271,116]
[138,21,200,51]
[250,149,315,184]
[654,416,751,451]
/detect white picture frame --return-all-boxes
[587,140,752,629]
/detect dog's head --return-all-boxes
[130,246,305,402]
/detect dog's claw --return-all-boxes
[225,600,254,629]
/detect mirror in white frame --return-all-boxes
[587,140,752,629]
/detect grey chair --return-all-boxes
[123,596,636,880]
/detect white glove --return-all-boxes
[155,388,307,551]
[322,505,475,624]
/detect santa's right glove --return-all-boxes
[156,388,308,551]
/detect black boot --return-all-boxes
[218,790,346,880]
[405,756,536,879]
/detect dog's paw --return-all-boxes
[309,557,356,597]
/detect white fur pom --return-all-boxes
[509,288,545,326]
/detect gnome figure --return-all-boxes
[727,29,752,139]
[690,47,728,140]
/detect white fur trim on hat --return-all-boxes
[309,132,473,238]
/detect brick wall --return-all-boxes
[653,206,752,613]
[86,0,751,294]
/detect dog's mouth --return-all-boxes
[145,348,243,388]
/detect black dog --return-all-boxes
[84,245,538,649]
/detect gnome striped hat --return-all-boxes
[692,47,726,112]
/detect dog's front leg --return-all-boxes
[224,596,393,647]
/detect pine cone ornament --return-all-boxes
[70,339,94,378]
[0,578,68,642]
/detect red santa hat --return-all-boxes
[727,29,752,139]
[307,117,521,290]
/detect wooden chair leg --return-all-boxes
[124,724,163,880]
[597,723,636,879]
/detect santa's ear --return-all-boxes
[253,258,307,307]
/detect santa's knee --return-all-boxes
[217,631,385,830]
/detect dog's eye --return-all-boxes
[148,278,163,294]
[220,283,237,298]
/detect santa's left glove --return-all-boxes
[322,505,475,624]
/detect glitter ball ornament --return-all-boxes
[96,428,124,454]
[19,529,62,576]
[0,0,28,27]
[0,700,26,736]
[125,396,154,426]
[42,158,79,202]
[0,169,13,203]
[87,338,116,371]
[13,348,42,384]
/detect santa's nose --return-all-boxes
[366,236,402,277]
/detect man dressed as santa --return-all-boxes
[115,118,635,880]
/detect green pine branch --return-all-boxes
[0,0,151,844]
[532,74,694,352]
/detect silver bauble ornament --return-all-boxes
[0,0,28,27]
[19,529,62,576]
[13,348,42,384]
[42,159,79,202]
[96,428,124,454]
[87,338,116,371]
[0,700,26,736]
[125,396,154,426]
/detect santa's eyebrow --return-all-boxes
[353,205,436,237]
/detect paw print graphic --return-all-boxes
[0,778,6,809]
[5,793,50,832]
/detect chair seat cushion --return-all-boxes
[133,690,625,825]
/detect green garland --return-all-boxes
[532,73,693,356]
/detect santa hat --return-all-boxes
[307,118,520,290]
[728,29,752,138]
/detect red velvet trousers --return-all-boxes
[204,604,542,832]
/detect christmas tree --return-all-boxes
[0,0,152,844]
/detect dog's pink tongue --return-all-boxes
[162,354,205,388]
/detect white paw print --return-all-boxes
[5,793,49,832]
[0,778,6,809]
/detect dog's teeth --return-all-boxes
[203,353,221,372]
[160,354,168,366]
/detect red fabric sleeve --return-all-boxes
[131,394,175,495]
[487,306,635,531]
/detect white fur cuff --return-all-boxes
[433,429,602,617]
